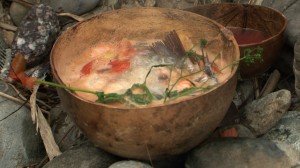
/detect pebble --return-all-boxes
[0,81,45,167]
[241,89,291,136]
[185,138,300,168]
[109,160,152,168]
[262,0,300,46]
[264,111,300,154]
[11,4,60,69]
[43,142,119,168]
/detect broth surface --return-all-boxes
[63,37,232,106]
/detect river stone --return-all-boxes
[11,4,60,69]
[295,35,300,96]
[109,160,152,168]
[185,138,300,168]
[262,0,300,46]
[0,81,44,167]
[43,143,119,168]
[264,111,300,154]
[41,0,100,14]
[9,0,38,26]
[241,89,291,136]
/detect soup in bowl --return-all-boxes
[50,8,240,159]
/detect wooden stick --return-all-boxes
[57,13,84,22]
[259,69,281,97]
[0,91,25,104]
[253,77,260,99]
[0,22,17,31]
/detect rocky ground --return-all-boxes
[0,0,300,167]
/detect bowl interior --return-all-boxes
[186,4,287,77]
[51,7,240,107]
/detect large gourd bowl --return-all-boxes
[186,3,287,77]
[50,8,239,160]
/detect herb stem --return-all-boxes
[35,79,96,94]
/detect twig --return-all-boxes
[0,22,17,31]
[0,99,28,122]
[146,144,153,167]
[0,91,25,104]
[57,13,84,22]
[253,77,260,99]
[259,69,281,97]
[8,83,27,101]
[35,155,49,168]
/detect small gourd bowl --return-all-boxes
[50,7,239,160]
[186,3,287,77]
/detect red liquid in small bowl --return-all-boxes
[227,27,270,45]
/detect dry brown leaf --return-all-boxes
[37,106,62,160]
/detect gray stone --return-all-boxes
[262,0,300,46]
[11,4,60,69]
[9,0,37,26]
[10,0,100,26]
[232,79,255,108]
[109,160,152,168]
[43,143,119,168]
[264,111,300,154]
[0,81,45,167]
[241,89,291,136]
[41,0,100,14]
[295,35,300,97]
[185,138,300,168]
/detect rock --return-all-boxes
[43,143,119,168]
[241,89,291,136]
[264,111,300,154]
[0,81,45,167]
[109,160,152,168]
[50,105,86,152]
[9,0,37,26]
[11,4,60,69]
[185,138,300,168]
[232,79,255,108]
[41,0,100,14]
[272,140,300,166]
[10,0,99,26]
[294,35,300,96]
[262,0,300,46]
